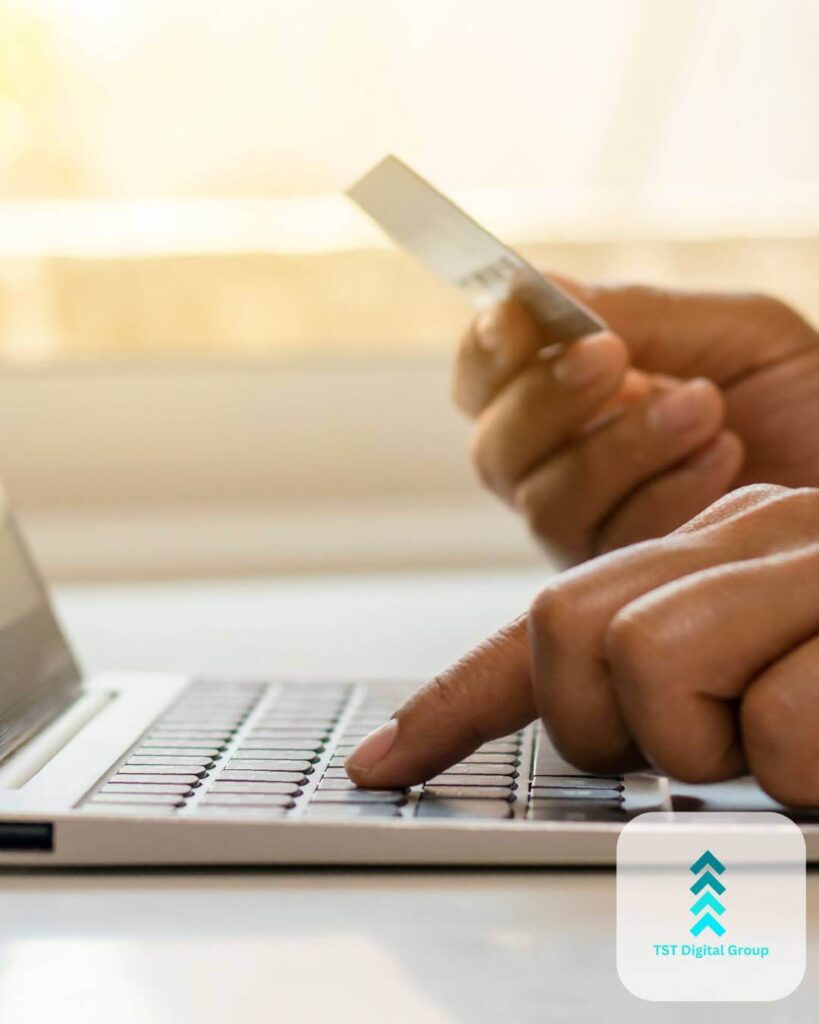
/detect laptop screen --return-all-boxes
[0,491,81,763]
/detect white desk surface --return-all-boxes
[1,568,816,1024]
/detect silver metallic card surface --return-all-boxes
[347,155,604,343]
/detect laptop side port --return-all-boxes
[0,822,54,851]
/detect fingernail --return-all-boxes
[553,334,623,388]
[474,308,504,352]
[648,379,713,433]
[345,719,398,774]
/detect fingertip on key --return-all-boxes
[345,719,398,784]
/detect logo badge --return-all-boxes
[617,812,805,1001]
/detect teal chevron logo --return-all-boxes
[689,850,726,937]
[690,850,726,876]
[690,871,726,896]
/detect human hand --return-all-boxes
[454,281,819,565]
[347,485,819,806]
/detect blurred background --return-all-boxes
[1,0,817,580]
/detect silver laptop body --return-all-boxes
[1,486,818,867]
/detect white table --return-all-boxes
[0,569,815,1023]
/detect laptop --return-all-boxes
[1,485,818,867]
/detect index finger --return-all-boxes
[345,616,535,788]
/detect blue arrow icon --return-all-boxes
[689,850,726,876]
[688,849,727,936]
[690,911,726,938]
[690,870,726,896]
[690,891,725,917]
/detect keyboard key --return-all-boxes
[244,735,327,747]
[256,718,337,729]
[102,783,193,796]
[531,786,623,800]
[475,743,519,755]
[169,711,240,721]
[305,804,402,819]
[321,767,351,779]
[423,786,515,801]
[416,799,513,819]
[311,791,406,805]
[460,754,519,766]
[427,774,515,787]
[111,770,200,786]
[225,760,310,777]
[151,726,235,736]
[159,720,241,730]
[90,793,185,806]
[209,781,301,796]
[143,738,230,748]
[199,793,295,808]
[272,706,341,717]
[318,780,405,795]
[227,758,314,771]
[529,800,624,822]
[138,744,225,755]
[437,764,517,778]
[532,774,622,788]
[222,767,312,782]
[235,745,320,761]
[127,756,216,768]
[118,765,207,778]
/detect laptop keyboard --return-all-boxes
[80,681,626,823]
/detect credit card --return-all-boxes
[346,155,604,343]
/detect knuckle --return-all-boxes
[604,605,669,690]
[717,484,819,540]
[677,483,793,535]
[774,485,819,523]
[529,580,585,653]
[730,482,790,504]
[714,482,789,519]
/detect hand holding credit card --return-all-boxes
[346,156,744,567]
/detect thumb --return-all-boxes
[548,275,812,384]
[345,616,536,788]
